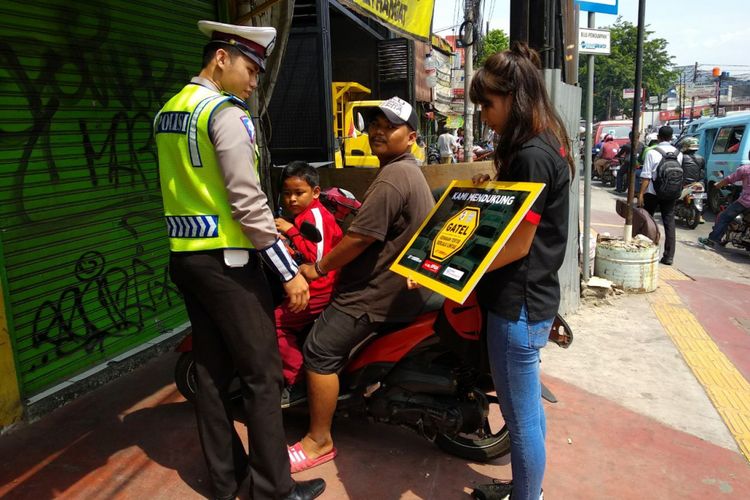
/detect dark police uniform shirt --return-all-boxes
[477,134,571,322]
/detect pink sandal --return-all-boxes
[288,442,338,473]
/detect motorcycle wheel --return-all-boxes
[174,352,197,404]
[685,205,700,229]
[435,393,510,461]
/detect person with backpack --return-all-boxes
[638,125,683,265]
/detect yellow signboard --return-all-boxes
[431,207,480,262]
[340,0,434,42]
[390,180,545,304]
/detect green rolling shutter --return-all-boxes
[0,0,216,396]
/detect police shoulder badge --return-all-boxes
[240,115,255,143]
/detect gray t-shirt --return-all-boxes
[332,153,435,322]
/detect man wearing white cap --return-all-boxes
[155,20,324,500]
[286,97,434,473]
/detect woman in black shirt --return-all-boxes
[469,43,574,500]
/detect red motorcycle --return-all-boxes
[173,292,573,462]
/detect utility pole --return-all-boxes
[582,11,595,280]
[464,0,476,163]
[713,67,722,116]
[690,61,698,122]
[690,96,695,121]
[679,72,685,129]
[625,0,646,244]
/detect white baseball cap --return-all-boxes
[377,97,418,131]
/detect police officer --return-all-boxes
[155,21,324,500]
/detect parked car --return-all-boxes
[592,120,632,149]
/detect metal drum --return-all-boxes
[594,241,659,293]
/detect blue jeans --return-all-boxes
[709,200,748,242]
[487,306,552,500]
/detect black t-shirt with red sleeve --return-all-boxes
[477,133,571,322]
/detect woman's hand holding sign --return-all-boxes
[472,173,492,185]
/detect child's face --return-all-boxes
[281,176,319,216]
[367,114,416,164]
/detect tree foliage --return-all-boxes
[579,18,677,121]
[478,29,509,65]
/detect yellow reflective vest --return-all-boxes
[155,83,257,252]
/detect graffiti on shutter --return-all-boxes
[0,0,214,395]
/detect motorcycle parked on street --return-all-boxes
[427,143,441,164]
[173,292,574,462]
[675,182,706,229]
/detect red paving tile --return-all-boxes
[0,355,748,499]
[670,277,750,381]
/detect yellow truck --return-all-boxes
[332,81,425,168]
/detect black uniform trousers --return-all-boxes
[644,193,676,261]
[170,250,294,499]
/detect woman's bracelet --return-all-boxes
[314,261,328,277]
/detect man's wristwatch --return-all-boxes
[314,261,328,277]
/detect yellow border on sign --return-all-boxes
[390,180,545,304]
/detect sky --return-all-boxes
[432,0,750,70]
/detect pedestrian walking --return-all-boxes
[467,42,574,500]
[438,127,458,163]
[155,20,324,500]
[638,125,683,265]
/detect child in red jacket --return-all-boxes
[274,162,343,406]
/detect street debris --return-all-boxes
[580,276,620,306]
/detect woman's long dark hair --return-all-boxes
[469,42,575,179]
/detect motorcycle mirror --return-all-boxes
[299,221,322,243]
[355,112,366,134]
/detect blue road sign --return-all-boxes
[576,0,618,15]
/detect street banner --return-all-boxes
[390,180,545,304]
[339,0,434,42]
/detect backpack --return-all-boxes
[319,187,362,223]
[652,147,683,200]
[680,153,701,184]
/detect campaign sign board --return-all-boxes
[576,0,618,15]
[390,180,544,304]
[579,28,611,55]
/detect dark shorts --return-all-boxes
[303,305,381,375]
